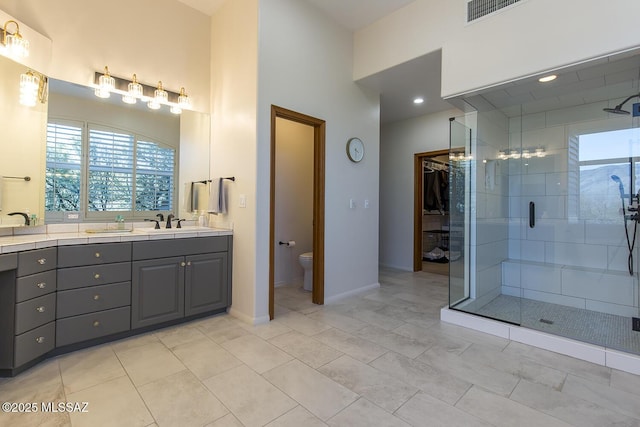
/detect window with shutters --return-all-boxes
[45,120,176,220]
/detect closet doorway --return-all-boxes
[413,149,451,274]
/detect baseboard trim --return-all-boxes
[379,263,413,272]
[325,282,381,304]
[228,307,270,325]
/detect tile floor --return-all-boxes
[1,268,640,426]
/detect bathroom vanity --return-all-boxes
[0,228,232,377]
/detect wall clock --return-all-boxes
[346,137,364,163]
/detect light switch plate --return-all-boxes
[239,194,246,208]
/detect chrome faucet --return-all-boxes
[166,214,174,229]
[8,212,30,226]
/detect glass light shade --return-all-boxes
[170,104,182,114]
[94,87,111,99]
[128,75,144,97]
[147,99,161,110]
[177,87,191,109]
[19,71,39,107]
[122,94,137,104]
[522,149,531,159]
[6,32,29,58]
[153,81,168,105]
[535,148,546,158]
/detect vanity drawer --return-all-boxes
[57,281,131,319]
[57,262,131,291]
[14,321,55,367]
[15,293,56,335]
[58,243,131,268]
[16,270,57,302]
[56,306,130,347]
[132,236,228,260]
[17,248,57,277]
[0,253,17,272]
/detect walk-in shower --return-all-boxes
[448,51,640,357]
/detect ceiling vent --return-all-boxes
[467,0,522,22]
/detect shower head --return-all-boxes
[612,175,625,198]
[604,93,640,115]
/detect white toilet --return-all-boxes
[298,252,313,291]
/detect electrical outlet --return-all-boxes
[633,317,640,332]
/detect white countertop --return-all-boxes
[0,226,233,254]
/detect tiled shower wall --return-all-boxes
[502,101,639,317]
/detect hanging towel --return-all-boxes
[208,178,227,215]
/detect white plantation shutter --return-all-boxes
[135,140,175,211]
[46,122,82,211]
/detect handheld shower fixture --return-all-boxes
[612,174,639,275]
[611,174,625,198]
[603,93,640,115]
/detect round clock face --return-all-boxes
[347,137,364,162]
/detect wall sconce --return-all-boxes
[19,70,47,107]
[1,20,29,58]
[95,66,115,98]
[93,68,191,114]
[496,147,546,160]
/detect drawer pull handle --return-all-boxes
[180,261,186,267]
[93,321,100,327]
[93,294,100,301]
[35,336,45,344]
[94,273,100,279]
[95,252,101,258]
[37,258,46,265]
[36,306,45,313]
[36,282,46,289]
[187,261,191,266]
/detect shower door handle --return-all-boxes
[529,201,535,228]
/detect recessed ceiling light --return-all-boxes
[538,74,557,83]
[413,97,424,104]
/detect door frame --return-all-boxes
[270,105,325,320]
[413,149,450,271]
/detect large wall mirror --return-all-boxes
[0,51,210,226]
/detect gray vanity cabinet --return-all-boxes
[132,236,231,329]
[131,256,185,329]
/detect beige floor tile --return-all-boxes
[429,321,510,350]
[459,343,567,390]
[263,360,358,421]
[456,385,572,427]
[273,311,332,336]
[269,331,343,368]
[194,315,252,344]
[369,351,471,405]
[204,365,297,427]
[171,338,243,380]
[318,355,418,412]
[265,406,328,427]
[306,309,369,333]
[221,334,293,374]
[59,345,127,394]
[66,375,154,427]
[503,341,611,385]
[610,369,640,397]
[395,392,492,427]
[327,398,410,427]
[116,342,186,386]
[313,328,388,363]
[153,323,207,348]
[239,320,292,340]
[138,370,228,427]
[417,346,520,397]
[355,324,429,359]
[561,374,640,420]
[110,331,159,353]
[204,413,244,427]
[393,322,472,355]
[347,308,406,331]
[510,379,640,427]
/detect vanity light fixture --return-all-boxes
[19,70,39,106]
[122,73,143,104]
[538,74,557,83]
[148,81,167,110]
[1,20,29,58]
[95,66,115,98]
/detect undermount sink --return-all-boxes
[84,228,133,234]
[140,226,210,233]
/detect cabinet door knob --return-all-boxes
[187,261,191,266]
[180,261,186,267]
[36,306,45,313]
[36,282,46,289]
[37,258,46,265]
[95,252,101,258]
[94,273,100,279]
[93,294,100,301]
[93,321,100,327]
[35,336,45,344]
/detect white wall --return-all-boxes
[379,108,461,270]
[257,0,381,309]
[209,0,259,324]
[274,118,314,287]
[0,0,211,112]
[354,0,640,98]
